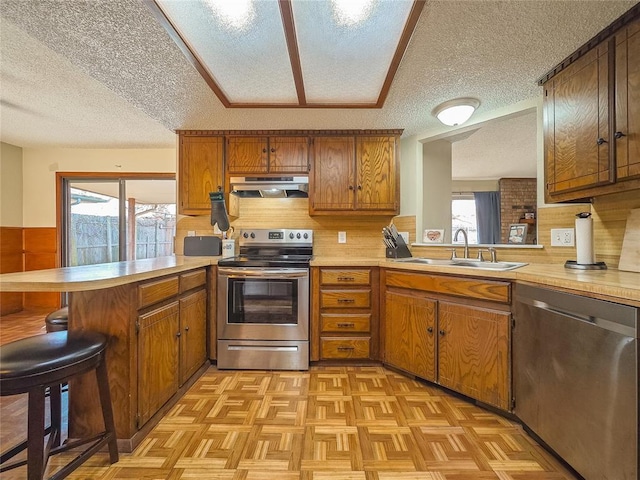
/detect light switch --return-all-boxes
[338,231,347,243]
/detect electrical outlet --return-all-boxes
[187,231,196,237]
[213,225,222,235]
[551,228,575,246]
[338,231,347,244]
[399,232,409,244]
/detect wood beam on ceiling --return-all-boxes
[376,0,426,107]
[279,0,307,106]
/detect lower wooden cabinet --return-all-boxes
[136,271,208,428]
[383,290,436,382]
[382,269,512,411]
[137,302,180,426]
[437,302,511,410]
[312,266,378,361]
[179,289,207,385]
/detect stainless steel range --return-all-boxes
[216,229,313,370]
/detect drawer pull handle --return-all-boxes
[337,346,355,351]
[337,323,355,328]
[337,299,355,303]
[337,276,355,281]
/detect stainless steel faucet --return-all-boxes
[453,228,469,259]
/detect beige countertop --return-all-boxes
[312,256,640,303]
[0,256,217,292]
[2,254,638,304]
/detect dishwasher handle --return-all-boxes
[515,283,637,338]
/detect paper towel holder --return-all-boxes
[565,212,607,270]
[564,260,607,270]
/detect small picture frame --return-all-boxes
[508,223,528,244]
[423,229,445,243]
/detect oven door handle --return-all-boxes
[218,267,309,278]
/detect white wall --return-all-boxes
[422,140,453,242]
[0,142,24,227]
[22,147,176,227]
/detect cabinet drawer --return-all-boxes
[321,337,370,359]
[320,269,371,286]
[179,269,206,293]
[385,270,510,304]
[320,289,371,309]
[138,276,179,309]
[321,314,370,333]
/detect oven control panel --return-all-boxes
[239,229,313,245]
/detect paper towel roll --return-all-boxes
[575,214,595,265]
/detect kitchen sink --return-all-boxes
[392,257,528,271]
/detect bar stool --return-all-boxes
[0,331,119,479]
[45,307,68,332]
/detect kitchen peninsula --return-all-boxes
[0,256,214,452]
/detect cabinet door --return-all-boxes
[384,290,436,382]
[179,136,224,214]
[138,302,180,426]
[179,289,207,385]
[269,136,309,173]
[355,136,398,212]
[615,20,640,181]
[437,302,510,410]
[544,42,613,199]
[226,137,269,174]
[309,136,355,213]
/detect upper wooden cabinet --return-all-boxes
[615,19,640,181]
[542,13,640,202]
[178,135,224,215]
[309,135,399,215]
[226,136,309,175]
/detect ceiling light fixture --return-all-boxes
[432,98,480,126]
[205,0,255,31]
[331,0,376,27]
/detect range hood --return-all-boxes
[230,176,309,198]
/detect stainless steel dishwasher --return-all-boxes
[514,283,638,480]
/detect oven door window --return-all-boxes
[228,278,298,325]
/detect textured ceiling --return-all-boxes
[0,0,636,179]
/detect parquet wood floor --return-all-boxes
[0,312,580,479]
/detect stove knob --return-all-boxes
[243,232,249,239]
[289,232,295,239]
[303,233,308,239]
[296,233,301,239]
[250,232,256,239]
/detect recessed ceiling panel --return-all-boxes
[291,0,414,104]
[156,0,297,104]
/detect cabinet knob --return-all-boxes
[176,332,182,338]
[357,185,362,190]
[348,185,354,190]
[614,131,626,139]
[270,148,276,153]
[596,137,607,145]
[262,148,267,153]
[427,327,433,333]
[185,326,190,331]
[439,330,445,336]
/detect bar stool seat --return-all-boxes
[45,307,68,332]
[0,331,119,479]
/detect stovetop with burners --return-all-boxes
[217,229,313,268]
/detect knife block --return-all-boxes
[385,235,412,259]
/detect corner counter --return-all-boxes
[311,256,640,305]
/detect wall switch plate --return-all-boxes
[338,231,347,243]
[213,225,222,235]
[187,231,196,237]
[551,228,575,246]
[399,232,409,244]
